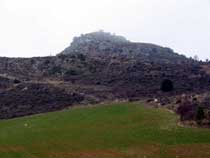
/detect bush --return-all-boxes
[177,104,194,121]
[14,79,21,84]
[64,69,79,76]
[177,98,197,121]
[196,106,205,124]
[49,66,62,75]
[77,54,86,61]
[161,79,174,92]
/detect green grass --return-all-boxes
[0,102,210,158]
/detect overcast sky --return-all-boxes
[0,0,210,60]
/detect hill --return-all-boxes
[0,31,210,119]
[0,102,210,158]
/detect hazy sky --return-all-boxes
[0,0,210,59]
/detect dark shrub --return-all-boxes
[49,66,62,75]
[30,59,35,64]
[14,79,21,84]
[177,104,195,121]
[64,69,79,76]
[77,54,86,61]
[177,98,197,121]
[161,79,174,92]
[196,106,205,124]
[44,59,50,65]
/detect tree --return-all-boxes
[13,79,21,84]
[77,54,86,61]
[177,101,194,121]
[161,79,174,92]
[196,106,205,124]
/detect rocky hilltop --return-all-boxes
[61,31,187,63]
[61,31,129,55]
[0,31,210,119]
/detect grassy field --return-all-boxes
[0,102,210,158]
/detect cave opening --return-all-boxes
[161,79,174,92]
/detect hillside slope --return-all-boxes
[0,31,210,119]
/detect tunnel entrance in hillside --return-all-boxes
[161,79,174,92]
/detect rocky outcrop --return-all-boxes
[61,31,129,55]
[60,31,187,64]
